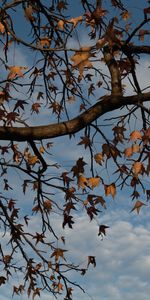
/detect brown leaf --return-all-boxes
[88,177,100,189]
[130,200,147,214]
[87,256,96,268]
[70,47,94,76]
[31,103,41,114]
[0,22,5,34]
[51,248,68,261]
[24,5,35,21]
[0,276,6,286]
[105,183,116,199]
[98,225,109,236]
[94,152,104,165]
[62,213,74,228]
[77,174,89,189]
[78,136,91,148]
[68,16,83,27]
[121,10,130,21]
[43,200,52,211]
[132,161,143,176]
[7,66,28,80]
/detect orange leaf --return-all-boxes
[130,130,142,141]
[70,47,94,76]
[68,15,83,27]
[124,147,133,157]
[88,177,100,189]
[94,152,104,165]
[132,143,141,154]
[105,183,116,199]
[28,155,38,165]
[132,161,143,176]
[57,19,65,30]
[121,10,130,21]
[39,146,45,153]
[77,174,88,189]
[0,22,5,34]
[7,66,28,80]
[130,200,146,214]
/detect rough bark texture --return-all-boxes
[0,92,149,141]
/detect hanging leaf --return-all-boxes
[105,183,116,199]
[130,200,147,214]
[130,130,142,141]
[98,225,109,236]
[88,177,100,189]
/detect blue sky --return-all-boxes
[0,1,150,299]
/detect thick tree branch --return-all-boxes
[0,92,150,141]
[124,45,150,55]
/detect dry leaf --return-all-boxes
[0,22,5,34]
[132,161,143,176]
[77,174,89,189]
[39,146,45,153]
[130,200,146,214]
[43,200,52,211]
[24,5,35,21]
[130,130,142,141]
[94,152,104,165]
[121,10,130,20]
[124,147,133,157]
[28,155,38,165]
[132,143,141,154]
[98,225,109,236]
[88,177,100,189]
[57,19,65,30]
[68,16,82,27]
[7,66,28,80]
[70,47,94,76]
[105,183,116,199]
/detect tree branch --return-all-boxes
[0,92,150,141]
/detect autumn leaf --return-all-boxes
[62,213,74,228]
[7,66,28,80]
[130,130,142,141]
[43,200,52,211]
[88,177,100,189]
[68,15,83,27]
[132,161,143,176]
[87,206,100,220]
[121,10,130,20]
[124,147,133,158]
[143,126,150,145]
[77,174,89,189]
[0,276,6,286]
[78,136,91,148]
[24,5,35,21]
[132,143,141,154]
[130,200,147,214]
[51,248,67,261]
[87,256,96,268]
[27,155,39,165]
[57,19,65,30]
[105,183,116,199]
[31,102,41,114]
[70,47,94,76]
[39,37,51,48]
[94,152,104,165]
[98,225,109,236]
[0,22,5,34]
